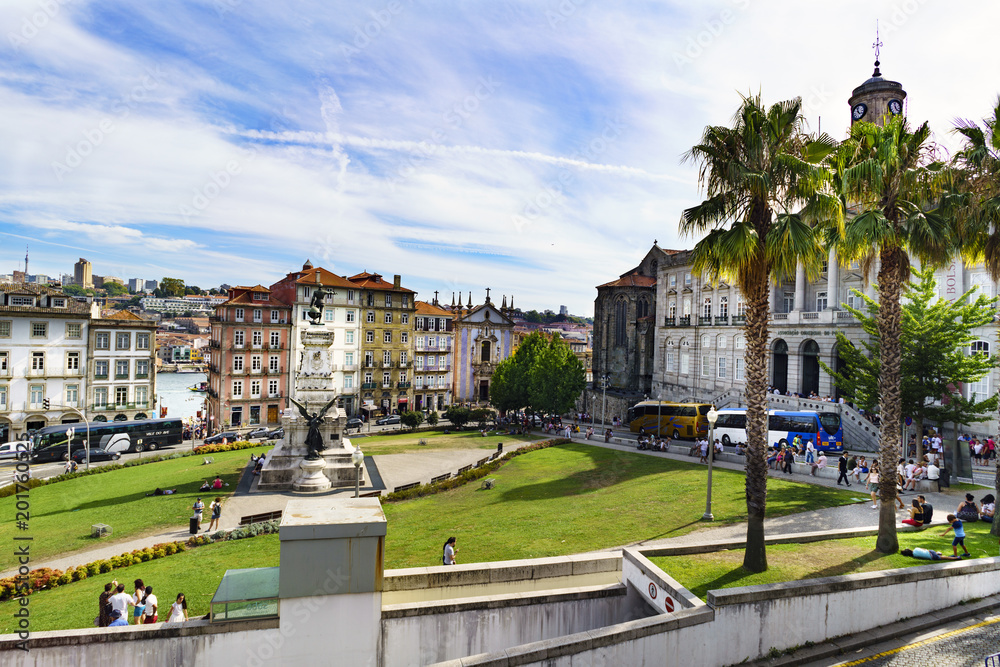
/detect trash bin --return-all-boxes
[939,468,950,489]
[497,442,503,454]
[189,517,200,535]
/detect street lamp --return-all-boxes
[601,375,610,426]
[657,391,662,438]
[352,447,365,498]
[703,405,719,521]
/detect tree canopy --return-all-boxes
[160,277,185,297]
[490,332,585,416]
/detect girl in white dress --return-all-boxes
[168,593,188,623]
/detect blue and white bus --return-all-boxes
[713,409,844,453]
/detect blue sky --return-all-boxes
[1,0,997,315]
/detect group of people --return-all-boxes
[98,578,188,627]
[191,496,223,532]
[963,435,998,465]
[954,492,996,523]
[635,432,672,452]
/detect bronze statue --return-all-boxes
[306,287,331,325]
[290,396,339,460]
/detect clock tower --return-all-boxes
[848,32,906,126]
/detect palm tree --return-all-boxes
[951,96,1000,541]
[681,94,839,572]
[833,115,952,554]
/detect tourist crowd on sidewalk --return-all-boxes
[98,579,189,628]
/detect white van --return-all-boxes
[0,441,30,461]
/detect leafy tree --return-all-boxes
[821,268,998,461]
[490,332,548,414]
[443,407,471,429]
[160,277,185,297]
[103,281,128,296]
[426,411,439,426]
[62,284,94,297]
[400,411,424,431]
[470,408,494,429]
[529,337,586,416]
[185,285,203,295]
[831,115,952,554]
[680,94,839,573]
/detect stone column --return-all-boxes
[826,247,839,309]
[793,260,807,312]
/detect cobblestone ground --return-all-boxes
[824,616,1000,666]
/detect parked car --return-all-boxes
[247,427,270,440]
[203,431,239,445]
[345,418,364,431]
[375,415,401,426]
[266,427,285,440]
[70,448,120,463]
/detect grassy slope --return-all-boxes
[351,430,542,456]
[655,521,1000,599]
[0,446,272,570]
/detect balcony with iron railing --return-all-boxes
[731,315,746,325]
[678,316,691,326]
[715,316,729,325]
[397,382,411,389]
[361,382,378,390]
[664,317,676,327]
[698,316,712,325]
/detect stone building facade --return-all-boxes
[592,244,676,394]
[87,310,158,423]
[449,292,516,404]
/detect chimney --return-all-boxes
[393,275,401,289]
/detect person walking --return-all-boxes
[98,582,114,628]
[442,536,457,565]
[805,440,816,464]
[866,462,880,509]
[207,497,222,533]
[168,593,189,623]
[837,451,851,486]
[142,585,158,624]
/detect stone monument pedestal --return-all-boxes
[257,325,366,493]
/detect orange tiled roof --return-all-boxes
[294,268,355,288]
[597,271,656,289]
[348,272,415,294]
[415,301,453,317]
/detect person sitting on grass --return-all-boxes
[212,476,224,490]
[199,480,212,492]
[941,514,972,558]
[901,498,925,527]
[900,548,964,561]
[980,494,995,523]
[146,488,177,496]
[956,494,980,522]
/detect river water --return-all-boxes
[156,372,208,422]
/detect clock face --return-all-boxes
[852,103,868,121]
[888,99,903,115]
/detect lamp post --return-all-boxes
[703,406,719,521]
[48,402,90,470]
[601,374,610,426]
[352,447,365,498]
[657,391,662,438]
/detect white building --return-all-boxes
[0,283,98,440]
[414,300,453,411]
[87,311,158,423]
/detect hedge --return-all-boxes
[0,440,267,499]
[0,519,279,602]
[382,438,569,502]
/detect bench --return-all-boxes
[360,490,382,498]
[91,523,112,538]
[430,473,451,484]
[481,478,496,490]
[393,482,420,493]
[239,510,282,526]
[475,457,489,467]
[457,464,472,474]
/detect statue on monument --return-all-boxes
[306,287,331,325]
[289,396,339,460]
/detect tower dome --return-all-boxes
[848,38,906,126]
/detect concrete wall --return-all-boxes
[437,555,1000,667]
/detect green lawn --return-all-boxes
[0,447,272,571]
[0,534,279,634]
[654,520,1000,600]
[350,429,542,456]
[381,442,860,568]
[0,442,864,633]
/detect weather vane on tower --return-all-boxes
[872,21,882,76]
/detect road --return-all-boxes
[816,613,1000,666]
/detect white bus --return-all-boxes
[713,409,844,453]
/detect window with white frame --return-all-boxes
[968,341,991,399]
[718,335,727,348]
[31,322,46,339]
[30,384,43,407]
[95,360,108,378]
[235,308,244,322]
[66,351,80,371]
[736,357,745,380]
[669,274,676,288]
[346,310,355,323]
[702,354,711,377]
[11,296,34,307]
[383,294,391,307]
[252,331,262,348]
[325,309,335,322]
[94,387,108,407]
[116,332,130,350]
[718,357,727,379]
[66,384,78,406]
[347,290,355,303]
[383,331,392,343]
[344,374,354,389]
[270,331,280,347]
[0,321,9,337]
[383,350,391,365]
[233,355,244,372]
[253,309,262,322]
[345,352,354,366]
[251,355,262,372]
[367,311,375,323]
[736,297,745,317]
[136,333,150,349]
[232,380,243,398]
[719,296,729,318]
[0,385,7,408]
[365,331,374,343]
[666,349,674,372]
[115,386,128,405]
[680,341,690,374]
[384,312,393,324]
[816,291,828,311]
[401,331,408,343]
[66,322,82,339]
[234,330,245,347]
[96,332,110,349]
[135,386,147,406]
[268,379,279,397]
[703,297,712,318]
[251,380,261,398]
[416,356,424,369]
[31,352,44,371]
[136,360,149,377]
[0,351,7,372]
[382,372,391,387]
[271,310,280,323]
[701,334,710,348]
[269,355,279,372]
[668,302,676,318]
[115,360,129,378]
[400,351,407,364]
[345,331,354,344]
[399,371,407,383]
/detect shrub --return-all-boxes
[98,560,113,574]
[56,572,72,586]
[72,568,87,582]
[85,562,100,577]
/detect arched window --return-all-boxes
[701,334,710,348]
[680,339,690,375]
[637,298,650,319]
[614,299,628,346]
[968,341,991,399]
[717,335,727,349]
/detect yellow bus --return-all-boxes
[626,401,712,440]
